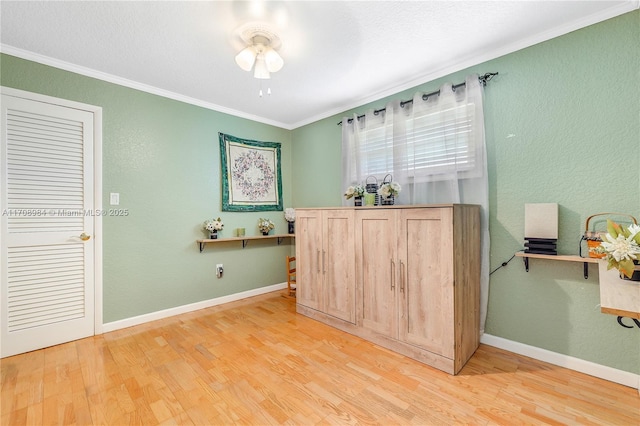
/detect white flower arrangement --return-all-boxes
[204,217,224,232]
[284,208,296,222]
[344,184,366,199]
[258,218,275,234]
[594,220,640,279]
[378,181,401,199]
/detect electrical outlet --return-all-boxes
[216,264,223,278]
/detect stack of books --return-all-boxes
[524,238,557,255]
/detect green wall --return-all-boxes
[292,10,640,374]
[1,10,638,374]
[1,54,294,323]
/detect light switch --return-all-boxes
[110,193,120,205]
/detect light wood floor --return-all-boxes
[2,292,639,425]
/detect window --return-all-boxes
[407,102,480,182]
[356,123,391,178]
[345,100,481,185]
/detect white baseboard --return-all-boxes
[481,333,640,391]
[102,282,287,333]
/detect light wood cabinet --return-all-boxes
[297,204,480,375]
[296,209,356,323]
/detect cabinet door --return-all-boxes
[323,210,356,323]
[398,208,455,358]
[296,210,323,311]
[356,209,398,337]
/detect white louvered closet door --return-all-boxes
[1,93,95,358]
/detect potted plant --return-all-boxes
[378,180,401,205]
[258,218,275,236]
[204,217,224,239]
[344,184,366,206]
[595,219,640,280]
[284,208,296,234]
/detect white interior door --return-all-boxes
[1,89,101,358]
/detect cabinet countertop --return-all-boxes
[295,204,479,211]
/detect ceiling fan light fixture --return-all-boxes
[233,23,283,81]
[264,47,283,73]
[235,46,256,71]
[253,55,270,79]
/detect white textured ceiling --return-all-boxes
[1,1,637,129]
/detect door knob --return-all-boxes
[79,233,91,241]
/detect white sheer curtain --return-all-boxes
[341,74,490,333]
[341,105,393,192]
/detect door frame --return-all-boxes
[0,86,103,338]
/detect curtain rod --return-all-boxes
[337,72,498,126]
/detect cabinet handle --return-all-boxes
[317,250,320,273]
[400,260,405,293]
[322,250,326,273]
[391,258,395,290]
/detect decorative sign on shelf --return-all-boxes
[219,132,283,212]
[598,262,640,320]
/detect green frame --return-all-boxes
[219,132,283,212]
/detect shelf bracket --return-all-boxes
[242,239,248,248]
[199,242,206,253]
[583,262,589,279]
[277,237,284,245]
[523,256,529,272]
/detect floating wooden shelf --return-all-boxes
[515,252,599,279]
[197,234,294,252]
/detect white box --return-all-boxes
[524,203,558,239]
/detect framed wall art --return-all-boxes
[219,132,283,212]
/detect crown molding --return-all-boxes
[0,44,293,130]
